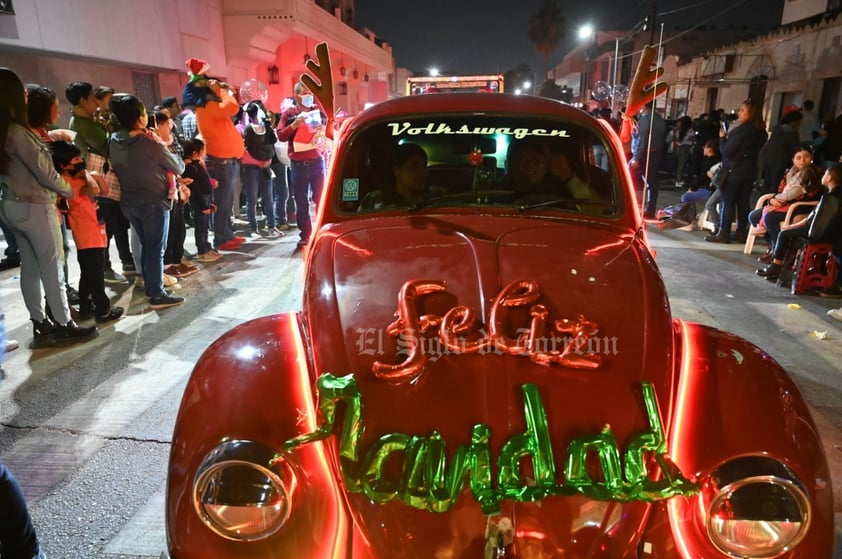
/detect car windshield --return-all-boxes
[334,114,623,218]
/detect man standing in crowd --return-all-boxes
[196,78,245,251]
[629,100,667,219]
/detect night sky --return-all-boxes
[354,0,784,75]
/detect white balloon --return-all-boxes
[591,81,612,102]
[239,79,269,104]
[612,84,630,103]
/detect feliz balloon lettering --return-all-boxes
[282,374,698,515]
[369,279,605,384]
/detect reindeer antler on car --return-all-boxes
[301,42,336,139]
[620,45,667,143]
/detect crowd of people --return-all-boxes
[0,63,331,353]
[616,98,842,322]
[0,66,335,554]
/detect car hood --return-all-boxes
[303,215,678,557]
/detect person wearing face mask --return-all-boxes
[277,81,328,248]
[50,141,124,324]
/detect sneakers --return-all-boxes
[297,238,309,247]
[95,306,124,324]
[263,227,284,237]
[197,250,223,263]
[122,262,138,276]
[104,268,128,284]
[0,256,21,271]
[136,274,177,288]
[31,318,58,342]
[277,223,296,231]
[149,292,186,310]
[164,264,197,279]
[5,339,19,352]
[66,286,81,305]
[76,305,95,321]
[216,239,242,251]
[819,284,842,298]
[756,262,782,282]
[828,307,842,321]
[55,320,99,342]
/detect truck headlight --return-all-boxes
[702,457,811,558]
[193,440,295,541]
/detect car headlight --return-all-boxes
[701,457,811,558]
[193,440,296,541]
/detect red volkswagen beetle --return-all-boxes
[165,91,833,558]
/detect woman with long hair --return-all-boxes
[27,84,86,305]
[705,99,769,243]
[0,67,98,345]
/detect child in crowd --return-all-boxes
[152,110,198,279]
[50,141,124,323]
[181,57,221,109]
[182,139,222,263]
[680,139,721,214]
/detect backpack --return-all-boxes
[244,125,276,161]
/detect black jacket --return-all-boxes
[719,121,767,187]
[808,186,842,244]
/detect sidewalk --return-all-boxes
[0,213,301,351]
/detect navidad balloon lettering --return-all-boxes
[282,374,698,515]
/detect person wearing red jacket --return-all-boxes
[276,82,327,248]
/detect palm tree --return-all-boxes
[528,0,566,77]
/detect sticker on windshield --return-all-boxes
[386,122,571,139]
[342,178,360,201]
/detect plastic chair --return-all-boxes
[743,194,774,254]
[743,197,818,255]
[791,242,837,295]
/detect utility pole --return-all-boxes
[649,0,657,45]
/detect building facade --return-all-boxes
[548,1,842,128]
[0,0,395,125]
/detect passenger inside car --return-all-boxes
[547,150,591,199]
[506,138,551,195]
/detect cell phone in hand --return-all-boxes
[720,121,728,133]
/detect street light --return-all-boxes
[578,24,595,109]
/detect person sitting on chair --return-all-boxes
[756,163,842,283]
[749,148,821,263]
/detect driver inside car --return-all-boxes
[360,143,431,210]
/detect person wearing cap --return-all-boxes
[760,109,803,194]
